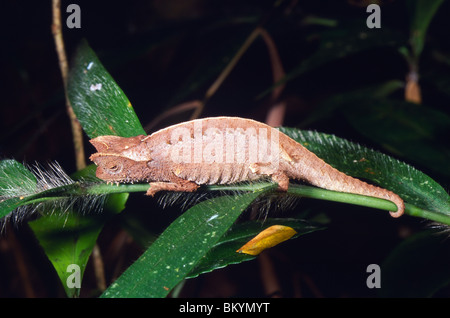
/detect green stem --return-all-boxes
[286,184,450,226]
[404,203,450,226]
[10,181,450,227]
[288,184,398,211]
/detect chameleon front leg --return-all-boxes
[146,179,199,196]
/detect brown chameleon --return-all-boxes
[89,117,404,217]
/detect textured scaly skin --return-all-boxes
[89,117,404,217]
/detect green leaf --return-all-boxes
[0,160,145,222]
[0,159,132,298]
[380,230,450,297]
[186,218,324,279]
[0,160,37,219]
[28,212,105,298]
[29,193,128,297]
[296,80,404,128]
[342,99,450,177]
[407,0,445,57]
[311,82,450,177]
[279,128,450,218]
[28,166,129,298]
[28,39,147,296]
[67,40,146,138]
[101,187,272,298]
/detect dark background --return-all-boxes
[0,0,449,298]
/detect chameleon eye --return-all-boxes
[105,163,123,174]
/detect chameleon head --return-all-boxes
[89,135,147,182]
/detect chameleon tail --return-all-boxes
[289,157,405,218]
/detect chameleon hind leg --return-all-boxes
[249,163,290,192]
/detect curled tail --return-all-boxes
[320,174,405,218]
[288,157,405,218]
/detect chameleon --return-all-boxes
[89,116,404,217]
